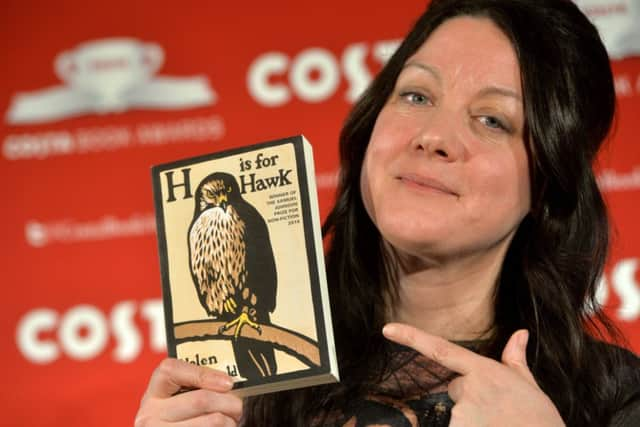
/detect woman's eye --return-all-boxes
[400,91,431,105]
[479,115,508,131]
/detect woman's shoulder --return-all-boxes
[589,338,639,381]
[586,339,640,427]
[611,346,640,427]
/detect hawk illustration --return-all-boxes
[188,171,278,379]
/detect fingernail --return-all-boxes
[206,373,233,390]
[382,324,397,338]
[221,376,234,389]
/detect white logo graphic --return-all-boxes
[248,40,400,107]
[16,300,165,364]
[14,260,639,365]
[24,212,156,247]
[6,38,216,125]
[594,258,640,321]
[575,0,640,59]
[597,167,640,192]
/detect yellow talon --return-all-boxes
[219,312,262,339]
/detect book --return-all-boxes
[151,135,339,397]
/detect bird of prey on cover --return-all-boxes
[188,171,278,379]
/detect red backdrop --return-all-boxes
[2,1,639,425]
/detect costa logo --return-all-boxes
[247,40,400,107]
[16,299,165,364]
[594,259,640,321]
[2,114,226,161]
[14,258,640,365]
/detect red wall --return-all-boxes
[2,1,638,425]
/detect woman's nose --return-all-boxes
[410,110,464,162]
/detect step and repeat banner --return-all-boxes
[2,1,639,425]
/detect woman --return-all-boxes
[135,0,640,425]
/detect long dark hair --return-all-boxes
[243,0,639,425]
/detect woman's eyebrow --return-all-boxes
[401,61,442,84]
[401,62,521,103]
[475,86,522,101]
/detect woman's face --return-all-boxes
[360,16,531,263]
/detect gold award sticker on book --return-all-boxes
[152,135,338,397]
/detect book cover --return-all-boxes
[151,135,339,396]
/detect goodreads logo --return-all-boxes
[6,38,216,125]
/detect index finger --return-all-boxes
[382,323,490,375]
[146,358,235,398]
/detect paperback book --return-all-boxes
[151,135,339,396]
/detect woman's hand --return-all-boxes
[134,358,243,427]
[382,324,565,427]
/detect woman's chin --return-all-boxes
[381,231,446,262]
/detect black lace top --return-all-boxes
[312,343,459,427]
[306,341,640,427]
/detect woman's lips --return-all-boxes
[398,173,458,196]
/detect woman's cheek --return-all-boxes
[359,157,376,221]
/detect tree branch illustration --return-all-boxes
[173,320,321,368]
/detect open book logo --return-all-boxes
[5,37,216,125]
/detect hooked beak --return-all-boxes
[218,194,228,211]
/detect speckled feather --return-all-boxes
[189,205,246,317]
